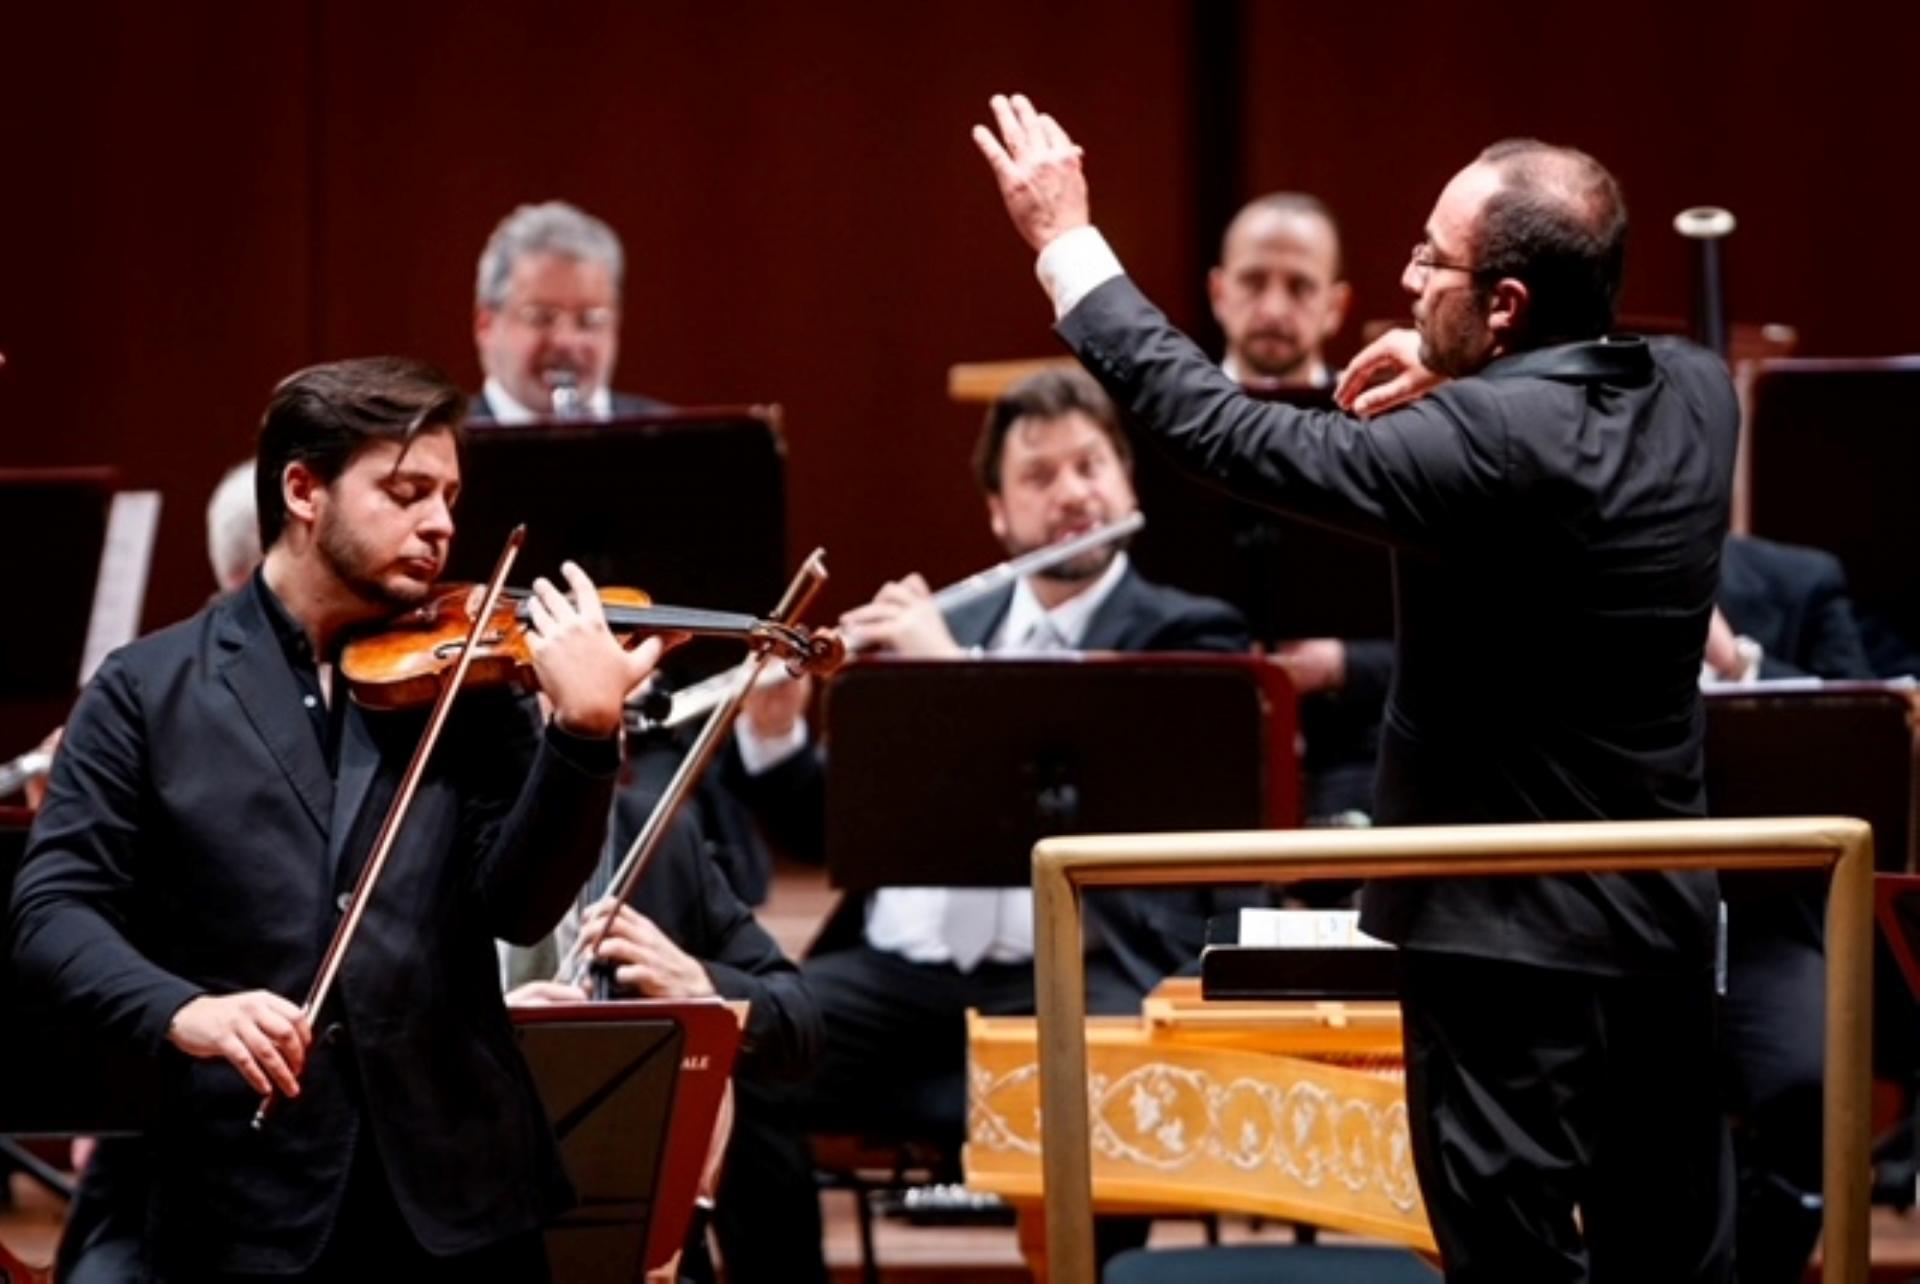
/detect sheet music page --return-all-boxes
[1236,907,1391,949]
[78,490,161,686]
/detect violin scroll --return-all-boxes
[750,623,846,678]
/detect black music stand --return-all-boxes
[1127,386,1395,644]
[821,656,1295,892]
[0,469,117,754]
[1704,682,1920,1202]
[1704,683,1915,871]
[448,409,788,681]
[1746,358,1920,657]
[513,1003,685,1283]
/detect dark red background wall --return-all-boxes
[2,1,1913,656]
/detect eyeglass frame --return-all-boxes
[1407,240,1498,285]
[502,302,620,335]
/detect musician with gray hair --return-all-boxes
[204,460,262,591]
[470,199,667,423]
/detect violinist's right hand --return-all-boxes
[839,574,962,658]
[166,991,312,1098]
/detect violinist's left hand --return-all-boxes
[574,897,717,999]
[525,561,667,738]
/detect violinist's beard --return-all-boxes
[317,509,437,610]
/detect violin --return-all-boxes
[341,582,845,710]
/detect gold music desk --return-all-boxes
[965,977,1432,1275]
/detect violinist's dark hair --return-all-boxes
[973,366,1133,496]
[255,357,468,547]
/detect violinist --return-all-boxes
[10,356,660,1281]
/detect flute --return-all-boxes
[636,510,1145,732]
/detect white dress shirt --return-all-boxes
[480,375,614,424]
[1034,225,1126,321]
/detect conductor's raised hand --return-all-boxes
[1334,327,1448,419]
[971,93,1091,253]
[524,561,669,738]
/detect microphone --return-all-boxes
[544,367,585,420]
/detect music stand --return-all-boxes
[0,469,117,754]
[1704,683,1915,871]
[1746,358,1920,651]
[822,655,1296,891]
[1876,877,1920,1003]
[512,1002,685,1282]
[1704,683,1920,1175]
[448,409,787,681]
[1127,387,1396,644]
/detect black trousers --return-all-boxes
[66,1132,551,1284]
[1400,949,1734,1284]
[715,943,1142,1284]
[1721,930,1825,1284]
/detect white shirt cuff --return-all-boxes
[1036,226,1125,321]
[734,717,809,776]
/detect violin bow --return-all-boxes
[254,525,526,1129]
[565,548,832,993]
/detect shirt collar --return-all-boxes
[1222,354,1332,389]
[1479,335,1654,386]
[995,551,1130,651]
[482,375,615,425]
[250,567,318,671]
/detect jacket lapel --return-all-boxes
[327,701,381,879]
[217,593,333,838]
[1080,567,1146,650]
[944,586,1015,649]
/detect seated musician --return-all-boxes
[468,199,783,908]
[1704,533,1876,685]
[1207,191,1388,824]
[10,357,661,1282]
[714,367,1260,1284]
[470,199,669,423]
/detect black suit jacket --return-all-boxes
[734,563,1262,996]
[1718,535,1874,680]
[9,582,618,1273]
[467,388,670,424]
[1061,276,1737,976]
